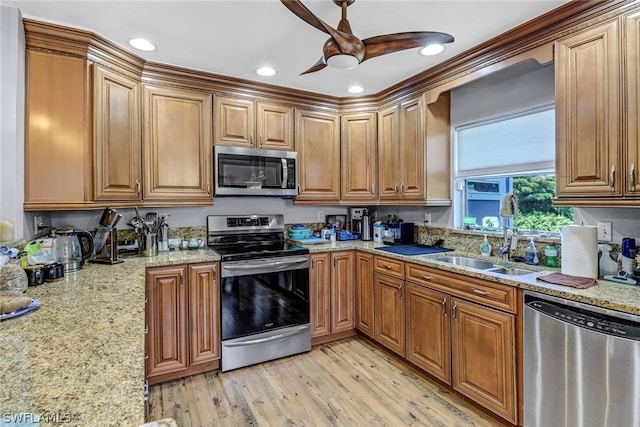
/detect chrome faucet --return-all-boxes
[496,241,511,260]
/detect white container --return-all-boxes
[373,222,384,243]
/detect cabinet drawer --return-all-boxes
[373,255,405,279]
[406,263,517,313]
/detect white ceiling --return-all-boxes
[1,0,570,98]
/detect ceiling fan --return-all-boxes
[280,0,455,74]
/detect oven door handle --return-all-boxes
[223,325,310,347]
[222,258,308,270]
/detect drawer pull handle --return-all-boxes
[452,302,457,320]
[441,298,446,316]
[384,265,393,270]
[610,165,616,191]
[419,274,433,280]
[472,289,491,296]
[397,283,403,298]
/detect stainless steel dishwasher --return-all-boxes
[524,291,640,427]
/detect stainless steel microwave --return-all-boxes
[214,145,298,197]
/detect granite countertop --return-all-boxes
[3,241,640,426]
[0,249,219,427]
[304,240,640,316]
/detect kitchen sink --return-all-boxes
[429,255,536,276]
[485,267,535,276]
[429,256,495,270]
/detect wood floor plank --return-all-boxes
[148,337,507,427]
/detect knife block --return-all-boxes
[89,227,124,265]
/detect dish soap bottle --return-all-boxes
[525,238,540,265]
[480,235,491,257]
[544,241,559,267]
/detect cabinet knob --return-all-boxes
[452,302,457,320]
[250,132,254,145]
[135,179,141,195]
[259,134,263,147]
[441,297,447,316]
[397,283,403,299]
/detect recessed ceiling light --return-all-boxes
[347,85,364,94]
[128,38,156,52]
[419,44,445,56]
[256,66,276,77]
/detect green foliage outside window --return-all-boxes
[512,176,573,232]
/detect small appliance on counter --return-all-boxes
[52,228,94,272]
[382,221,415,245]
[350,208,363,235]
[349,207,374,241]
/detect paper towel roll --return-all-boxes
[561,225,598,279]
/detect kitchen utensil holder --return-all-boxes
[89,226,124,265]
[144,233,158,257]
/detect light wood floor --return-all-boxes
[149,336,507,427]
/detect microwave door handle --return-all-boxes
[281,158,288,189]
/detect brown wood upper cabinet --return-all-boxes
[555,14,640,204]
[377,93,451,206]
[142,85,213,204]
[341,112,377,201]
[214,95,294,151]
[295,108,341,202]
[24,50,94,210]
[94,64,142,202]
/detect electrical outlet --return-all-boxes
[317,211,325,222]
[597,221,613,242]
[424,213,432,225]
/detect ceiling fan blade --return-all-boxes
[280,0,335,36]
[300,57,327,75]
[281,0,364,61]
[362,31,454,61]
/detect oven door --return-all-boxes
[220,255,310,341]
[220,255,311,371]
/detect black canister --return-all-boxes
[24,265,45,286]
[43,262,65,282]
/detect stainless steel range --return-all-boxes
[207,214,311,372]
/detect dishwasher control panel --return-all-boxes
[526,296,640,341]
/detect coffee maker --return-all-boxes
[350,208,364,235]
[350,207,374,241]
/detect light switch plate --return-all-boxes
[597,221,613,242]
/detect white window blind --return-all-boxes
[456,107,555,177]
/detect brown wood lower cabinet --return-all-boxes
[355,252,374,338]
[405,283,451,384]
[451,297,516,423]
[145,262,220,385]
[403,262,518,424]
[373,272,405,357]
[310,251,356,343]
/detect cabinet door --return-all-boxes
[24,50,92,210]
[310,253,331,337]
[296,109,341,201]
[425,93,452,204]
[556,19,622,197]
[451,298,517,424]
[331,251,355,333]
[257,102,294,150]
[214,96,255,147]
[341,112,377,201]
[94,64,142,201]
[406,284,451,384]
[188,263,220,366]
[398,95,426,200]
[143,85,213,203]
[378,105,400,200]
[355,252,374,338]
[625,13,640,197]
[146,265,188,379]
[374,273,405,357]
